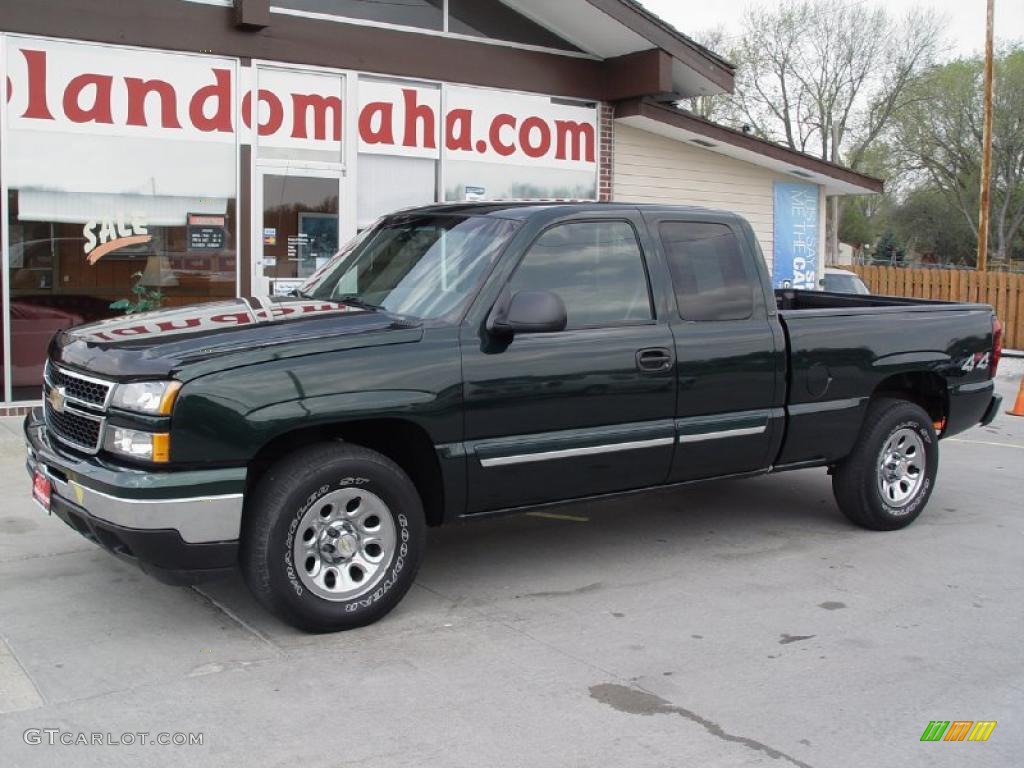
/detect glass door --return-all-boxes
[254,168,341,296]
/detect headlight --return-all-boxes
[111,381,181,415]
[103,427,171,463]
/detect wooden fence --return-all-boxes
[850,265,1024,350]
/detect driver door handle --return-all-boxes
[636,347,674,373]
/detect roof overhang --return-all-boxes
[502,0,734,97]
[616,99,884,196]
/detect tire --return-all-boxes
[832,397,938,531]
[241,443,425,632]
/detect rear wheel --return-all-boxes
[832,398,938,530]
[241,443,425,632]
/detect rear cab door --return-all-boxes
[641,210,786,482]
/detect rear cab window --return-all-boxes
[657,221,756,321]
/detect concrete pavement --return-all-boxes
[0,365,1021,767]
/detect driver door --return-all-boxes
[459,214,677,513]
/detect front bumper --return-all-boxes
[24,408,246,585]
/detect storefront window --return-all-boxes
[261,175,339,292]
[356,78,439,229]
[0,196,6,401]
[4,39,238,402]
[441,87,598,202]
[358,156,437,230]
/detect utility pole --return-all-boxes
[977,0,995,272]
[829,122,840,267]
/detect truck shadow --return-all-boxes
[423,470,849,582]
[193,468,855,640]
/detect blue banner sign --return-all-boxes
[772,182,819,290]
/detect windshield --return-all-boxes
[300,214,519,320]
[824,273,870,295]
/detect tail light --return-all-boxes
[991,316,1002,378]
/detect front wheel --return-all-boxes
[832,398,939,531]
[241,443,425,632]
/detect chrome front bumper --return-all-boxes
[33,466,245,544]
[25,408,246,583]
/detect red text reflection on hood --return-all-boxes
[78,300,362,344]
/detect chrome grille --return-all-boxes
[43,399,104,453]
[42,362,113,454]
[44,361,113,409]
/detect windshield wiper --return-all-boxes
[333,294,383,311]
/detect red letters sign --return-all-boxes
[5,38,597,171]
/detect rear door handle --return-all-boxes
[636,347,674,372]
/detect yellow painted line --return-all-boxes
[947,438,1024,450]
[525,511,591,523]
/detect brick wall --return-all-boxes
[599,103,614,202]
[0,406,34,417]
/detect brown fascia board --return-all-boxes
[604,50,675,102]
[1,0,719,103]
[617,99,884,194]
[584,0,735,93]
[235,0,271,29]
[0,0,606,100]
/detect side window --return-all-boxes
[509,220,653,329]
[659,222,754,321]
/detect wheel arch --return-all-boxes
[245,418,446,527]
[870,370,949,427]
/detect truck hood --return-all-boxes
[50,296,422,379]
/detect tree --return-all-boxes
[885,188,978,266]
[729,1,943,164]
[679,26,740,122]
[721,0,944,264]
[889,47,1024,264]
[838,199,872,251]
[874,230,905,265]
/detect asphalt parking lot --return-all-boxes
[1,363,1021,768]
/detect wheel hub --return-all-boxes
[877,428,926,508]
[293,488,397,601]
[317,523,360,563]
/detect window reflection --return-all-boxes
[6,190,237,400]
[509,221,653,329]
[306,214,518,320]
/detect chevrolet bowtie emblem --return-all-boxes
[48,385,67,413]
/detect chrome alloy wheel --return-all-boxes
[293,488,397,601]
[877,427,926,508]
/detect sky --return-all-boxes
[635,0,1024,59]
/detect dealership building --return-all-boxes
[0,0,881,408]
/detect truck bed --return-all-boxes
[772,289,997,470]
[775,288,989,314]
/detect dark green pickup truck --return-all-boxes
[25,202,1004,631]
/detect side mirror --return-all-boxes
[488,290,567,336]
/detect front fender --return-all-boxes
[169,328,464,465]
[247,389,438,443]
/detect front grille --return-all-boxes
[42,361,113,454]
[44,361,113,408]
[44,399,104,453]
